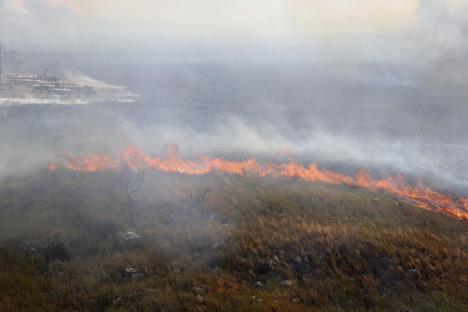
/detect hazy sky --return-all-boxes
[10,0,419,38]
[3,0,467,62]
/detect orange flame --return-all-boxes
[48,145,468,220]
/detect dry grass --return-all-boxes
[0,170,467,311]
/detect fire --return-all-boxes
[49,145,468,220]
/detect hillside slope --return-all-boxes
[0,171,467,311]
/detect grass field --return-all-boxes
[0,170,467,311]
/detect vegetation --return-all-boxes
[0,170,467,311]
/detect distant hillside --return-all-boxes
[0,171,467,311]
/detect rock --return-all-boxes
[112,297,122,305]
[254,281,264,288]
[118,231,143,249]
[251,295,259,302]
[120,231,141,241]
[124,265,145,280]
[19,241,37,255]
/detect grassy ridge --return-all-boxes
[0,171,467,311]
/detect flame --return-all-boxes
[49,145,468,220]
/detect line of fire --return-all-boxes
[49,145,468,221]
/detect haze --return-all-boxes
[1,0,468,190]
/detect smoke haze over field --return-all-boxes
[1,0,468,191]
[2,4,468,312]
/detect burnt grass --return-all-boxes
[0,170,467,311]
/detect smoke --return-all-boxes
[1,3,467,297]
[0,0,467,193]
[1,92,467,192]
[115,115,468,189]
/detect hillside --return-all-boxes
[0,171,467,311]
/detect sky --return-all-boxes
[1,1,437,46]
[2,0,467,62]
[11,0,419,38]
